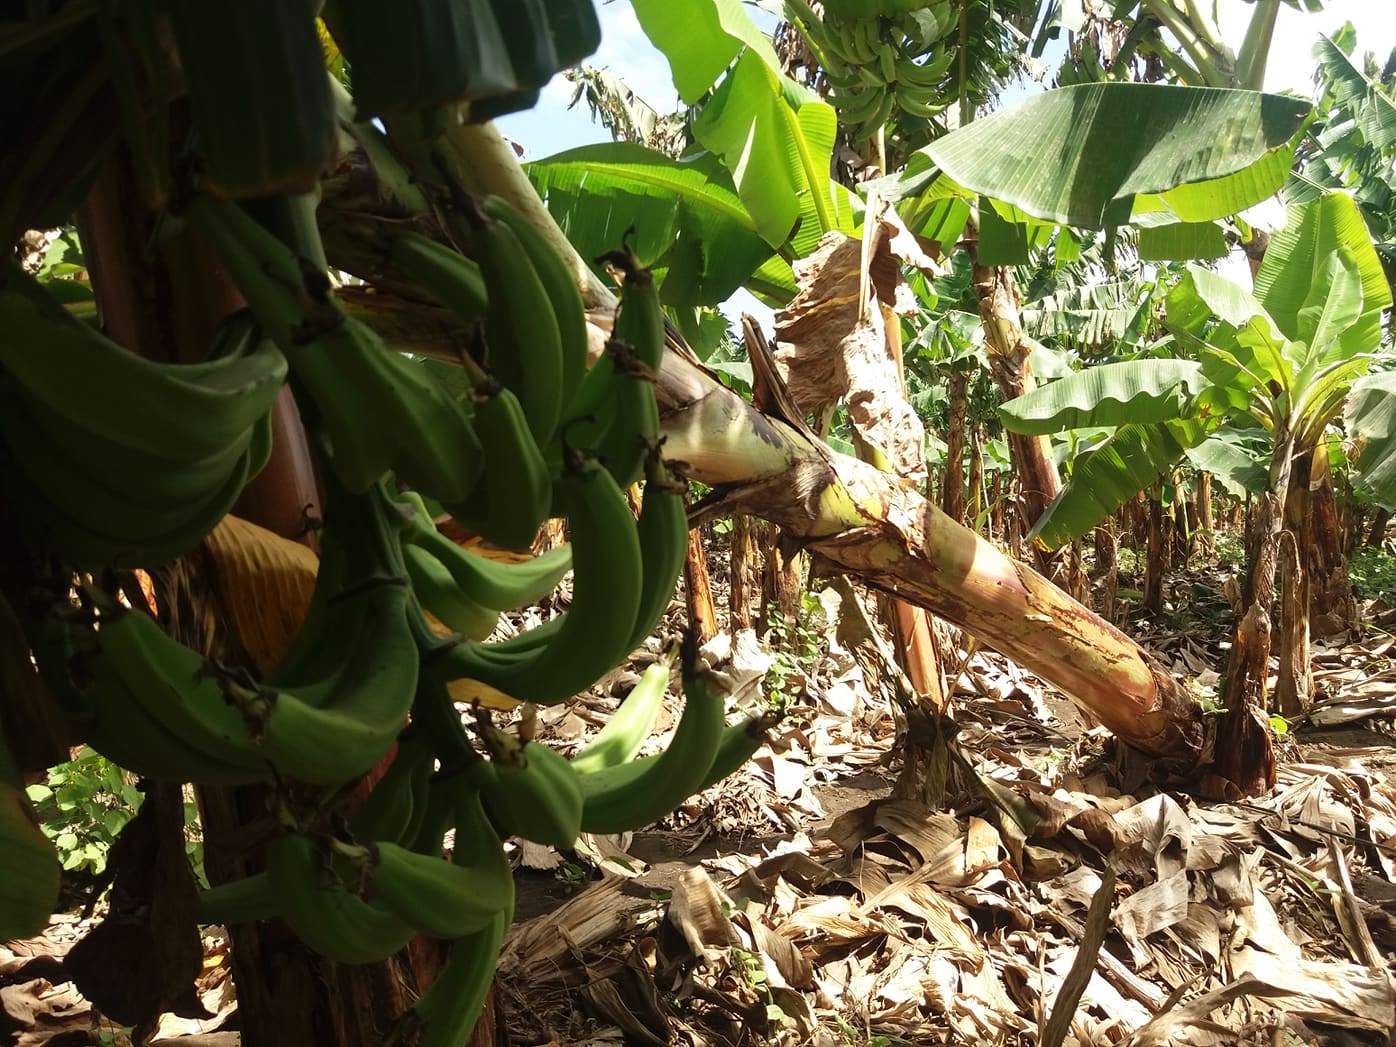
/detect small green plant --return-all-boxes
[763,592,825,705]
[26,747,139,875]
[1115,546,1142,577]
[730,946,787,1027]
[1215,534,1247,570]
[1350,546,1396,602]
[554,860,589,887]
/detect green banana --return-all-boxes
[76,652,268,786]
[0,730,59,941]
[92,599,270,772]
[404,773,516,1046]
[185,194,484,503]
[365,783,512,938]
[895,88,949,120]
[349,731,435,845]
[431,455,643,704]
[167,0,335,198]
[481,737,582,850]
[78,482,418,787]
[590,250,663,487]
[0,409,270,569]
[575,664,726,834]
[829,84,883,124]
[876,43,897,84]
[626,453,690,652]
[852,89,896,140]
[398,491,573,612]
[385,230,489,321]
[406,775,457,856]
[196,872,279,926]
[461,202,563,445]
[569,657,671,775]
[0,261,287,460]
[238,573,419,784]
[408,910,507,1047]
[403,540,500,641]
[442,380,553,552]
[480,195,588,408]
[267,833,415,965]
[895,47,953,88]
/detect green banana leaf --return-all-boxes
[1313,35,1396,151]
[1184,429,1270,497]
[999,359,1206,436]
[630,0,779,104]
[879,82,1309,229]
[1030,419,1207,551]
[1346,370,1396,510]
[1136,221,1227,261]
[526,143,777,307]
[1165,264,1275,335]
[691,51,845,252]
[1022,280,1151,350]
[1254,192,1391,362]
[634,0,846,255]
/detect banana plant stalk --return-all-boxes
[972,260,1061,533]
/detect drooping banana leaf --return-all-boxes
[1136,220,1227,261]
[526,143,778,307]
[878,82,1309,229]
[1185,428,1270,497]
[1346,370,1396,510]
[1030,418,1208,550]
[999,359,1206,436]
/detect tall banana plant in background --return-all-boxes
[1000,190,1394,790]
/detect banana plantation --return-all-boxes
[5,0,1396,1043]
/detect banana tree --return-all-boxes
[999,190,1393,790]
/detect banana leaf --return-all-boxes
[886,82,1309,229]
[1185,428,1270,497]
[1255,192,1390,359]
[692,51,846,252]
[634,0,845,255]
[1136,221,1226,261]
[1313,35,1396,151]
[1030,418,1207,550]
[999,359,1205,436]
[1346,370,1396,510]
[631,0,779,104]
[526,143,776,307]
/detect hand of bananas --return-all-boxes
[787,0,956,138]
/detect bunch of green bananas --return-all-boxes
[0,265,287,569]
[788,0,957,138]
[13,115,769,1034]
[191,648,779,1045]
